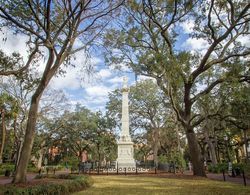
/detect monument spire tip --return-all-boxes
[122,76,128,89]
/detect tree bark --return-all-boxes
[207,138,218,165]
[37,141,46,169]
[15,138,23,173]
[243,129,249,162]
[13,50,55,183]
[13,96,41,183]
[186,129,206,177]
[0,109,6,164]
[152,128,159,167]
[204,129,217,165]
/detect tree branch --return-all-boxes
[0,39,39,76]
[191,78,225,103]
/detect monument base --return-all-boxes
[116,141,136,169]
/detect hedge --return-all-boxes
[0,174,93,195]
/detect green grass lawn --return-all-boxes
[73,175,250,195]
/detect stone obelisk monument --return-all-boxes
[116,77,136,169]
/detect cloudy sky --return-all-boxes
[0,26,137,112]
[0,18,248,113]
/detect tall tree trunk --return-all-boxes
[215,138,220,163]
[12,117,18,162]
[152,128,159,167]
[37,141,46,169]
[15,138,23,173]
[186,128,206,177]
[176,127,181,153]
[13,50,55,183]
[97,143,101,164]
[13,97,41,183]
[204,129,217,165]
[243,129,249,162]
[207,138,218,165]
[0,109,6,164]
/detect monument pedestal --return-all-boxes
[116,139,136,169]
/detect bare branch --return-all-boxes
[207,50,250,68]
[46,0,52,38]
[52,1,83,43]
[27,0,46,32]
[227,0,235,24]
[166,0,178,29]
[191,116,205,128]
[167,84,185,125]
[77,1,124,35]
[208,0,217,41]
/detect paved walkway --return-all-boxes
[184,171,249,186]
[207,173,249,186]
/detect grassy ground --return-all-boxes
[74,175,250,195]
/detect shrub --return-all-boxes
[0,174,93,195]
[232,163,244,171]
[158,155,168,163]
[208,163,227,173]
[62,156,79,171]
[208,162,245,174]
[27,163,39,173]
[159,152,187,170]
[0,163,15,175]
[244,163,250,177]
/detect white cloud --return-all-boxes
[181,20,195,34]
[183,38,209,53]
[81,86,111,112]
[50,66,82,90]
[97,69,112,79]
[108,76,123,84]
[0,27,29,60]
[0,27,49,75]
[0,27,121,113]
[49,49,102,90]
[85,85,111,97]
[238,35,250,48]
[83,81,120,109]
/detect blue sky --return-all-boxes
[1,18,248,113]
[0,27,138,112]
[0,20,212,113]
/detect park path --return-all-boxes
[207,172,249,186]
[184,171,249,186]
